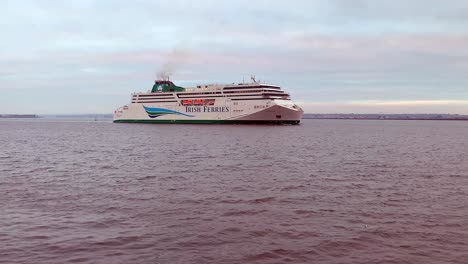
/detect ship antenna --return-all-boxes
[251,75,257,83]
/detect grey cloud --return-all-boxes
[329,0,468,22]
[1,0,468,114]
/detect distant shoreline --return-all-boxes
[303,118,468,121]
[0,114,38,118]
[2,113,467,121]
[303,114,468,121]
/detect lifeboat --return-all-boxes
[194,99,204,105]
[181,99,193,106]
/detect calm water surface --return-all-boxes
[1,119,468,264]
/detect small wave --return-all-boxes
[68,257,91,263]
[222,210,267,216]
[94,236,141,247]
[244,249,295,262]
[219,199,245,204]
[244,252,277,261]
[104,251,125,257]
[249,230,270,237]
[218,227,242,234]
[294,209,317,215]
[99,165,117,169]
[85,221,113,229]
[139,175,157,180]
[281,185,306,191]
[276,231,320,239]
[179,199,205,205]
[248,197,275,204]
[27,166,54,173]
[316,239,366,254]
[319,209,336,212]
[26,235,49,240]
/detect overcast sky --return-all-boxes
[1,0,468,114]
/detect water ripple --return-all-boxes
[1,119,468,264]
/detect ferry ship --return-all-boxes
[113,77,303,124]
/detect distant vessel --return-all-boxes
[113,77,303,124]
[0,114,38,118]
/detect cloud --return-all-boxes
[298,100,468,114]
[1,0,468,114]
[353,100,468,106]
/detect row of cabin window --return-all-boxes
[134,90,279,97]
[135,97,175,100]
[179,92,222,96]
[136,94,175,97]
[224,90,285,94]
[254,105,267,109]
[223,86,280,90]
[132,100,177,103]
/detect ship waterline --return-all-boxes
[113,79,303,124]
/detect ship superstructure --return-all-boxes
[113,77,303,124]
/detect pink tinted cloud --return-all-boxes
[298,100,468,114]
[47,30,468,84]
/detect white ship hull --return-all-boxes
[114,98,303,124]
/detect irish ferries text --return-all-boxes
[186,106,230,113]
